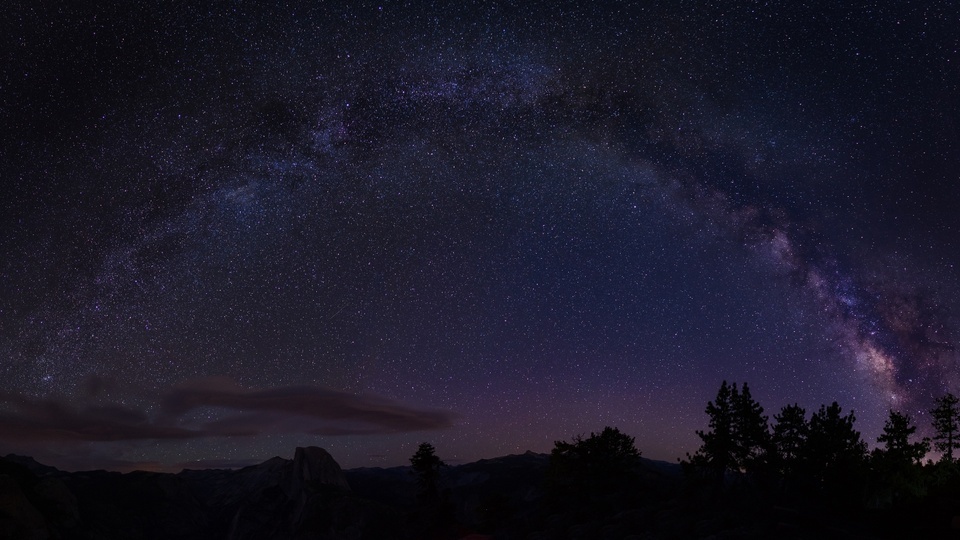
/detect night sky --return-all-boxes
[2,1,959,472]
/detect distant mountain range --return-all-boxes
[0,448,682,539]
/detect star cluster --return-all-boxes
[2,1,959,470]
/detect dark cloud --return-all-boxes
[0,380,455,445]
[162,377,457,435]
[0,392,199,442]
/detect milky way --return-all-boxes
[2,1,959,470]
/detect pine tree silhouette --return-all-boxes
[772,403,808,485]
[876,410,929,466]
[686,381,770,482]
[410,442,445,504]
[804,402,867,498]
[930,393,960,463]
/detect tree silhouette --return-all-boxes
[550,426,641,483]
[687,381,735,480]
[548,426,642,511]
[731,382,771,474]
[772,403,808,482]
[410,442,445,504]
[871,409,930,505]
[686,381,770,482]
[804,402,867,498]
[931,393,960,462]
[875,410,929,466]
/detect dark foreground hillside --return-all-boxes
[3,448,960,539]
[0,448,401,540]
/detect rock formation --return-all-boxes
[285,446,351,498]
[0,447,394,540]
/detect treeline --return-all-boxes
[683,381,960,507]
[404,384,960,536]
[409,383,960,510]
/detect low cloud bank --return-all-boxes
[0,379,456,444]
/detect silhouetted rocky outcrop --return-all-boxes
[0,474,50,540]
[181,446,393,540]
[0,457,79,540]
[0,447,401,540]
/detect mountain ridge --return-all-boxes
[0,448,684,539]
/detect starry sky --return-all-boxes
[2,1,959,472]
